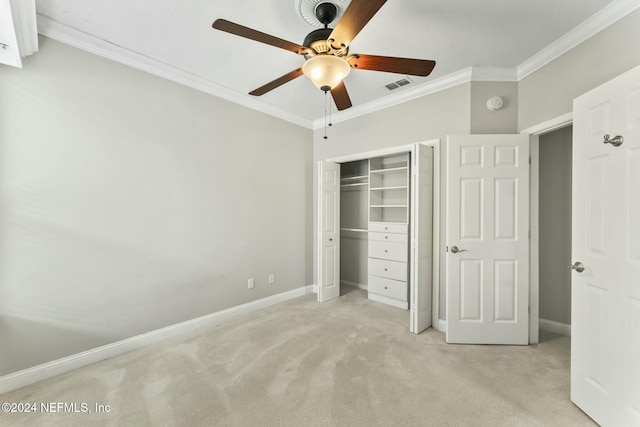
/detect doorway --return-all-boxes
[538,126,573,338]
[317,142,436,334]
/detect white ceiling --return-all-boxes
[32,0,632,127]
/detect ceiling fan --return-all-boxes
[212,0,436,111]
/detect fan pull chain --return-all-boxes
[323,90,334,140]
[324,91,328,140]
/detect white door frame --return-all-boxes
[321,140,441,329]
[521,112,573,344]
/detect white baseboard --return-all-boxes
[0,285,315,395]
[539,318,571,337]
[341,280,367,291]
[437,319,447,333]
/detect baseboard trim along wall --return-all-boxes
[438,319,447,333]
[539,318,571,337]
[0,285,315,395]
[340,280,368,291]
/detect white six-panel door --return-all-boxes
[318,161,341,302]
[446,134,530,345]
[571,65,640,427]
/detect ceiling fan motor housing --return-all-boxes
[315,2,338,26]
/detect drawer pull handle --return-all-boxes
[384,286,388,290]
[385,236,388,239]
[384,250,388,253]
[384,268,388,271]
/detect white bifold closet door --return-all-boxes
[410,143,434,334]
[318,161,340,302]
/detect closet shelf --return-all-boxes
[341,182,369,188]
[370,166,408,174]
[370,186,408,191]
[340,228,368,233]
[370,204,408,208]
[341,175,368,182]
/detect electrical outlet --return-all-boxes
[248,278,255,289]
[268,274,275,284]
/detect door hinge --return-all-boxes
[529,156,531,165]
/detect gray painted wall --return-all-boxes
[313,9,640,323]
[518,9,640,131]
[539,126,573,325]
[0,37,313,373]
[313,83,473,321]
[470,82,518,134]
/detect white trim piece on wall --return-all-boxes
[517,0,640,80]
[520,112,573,136]
[0,285,315,395]
[438,319,447,333]
[539,318,572,337]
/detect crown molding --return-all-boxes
[517,0,640,80]
[36,15,313,129]
[471,66,518,82]
[35,0,639,129]
[312,67,474,129]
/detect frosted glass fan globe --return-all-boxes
[302,54,351,91]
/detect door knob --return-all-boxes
[450,246,467,254]
[569,262,585,273]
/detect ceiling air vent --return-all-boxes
[384,77,413,91]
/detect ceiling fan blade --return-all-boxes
[328,0,387,48]
[331,81,352,111]
[249,68,304,96]
[351,54,436,77]
[212,19,307,55]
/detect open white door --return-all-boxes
[446,134,529,344]
[410,143,434,334]
[571,65,640,427]
[317,161,341,302]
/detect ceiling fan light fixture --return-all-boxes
[302,54,351,92]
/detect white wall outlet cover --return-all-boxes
[487,96,504,111]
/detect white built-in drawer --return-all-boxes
[368,240,408,262]
[369,222,408,234]
[368,258,407,281]
[369,232,408,243]
[368,275,407,302]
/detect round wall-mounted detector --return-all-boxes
[487,96,504,111]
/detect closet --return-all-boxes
[339,153,411,309]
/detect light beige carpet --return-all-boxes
[1,287,596,426]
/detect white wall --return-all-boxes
[0,37,313,370]
[539,126,572,325]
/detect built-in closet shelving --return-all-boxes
[369,154,410,224]
[367,153,410,309]
[339,154,411,308]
